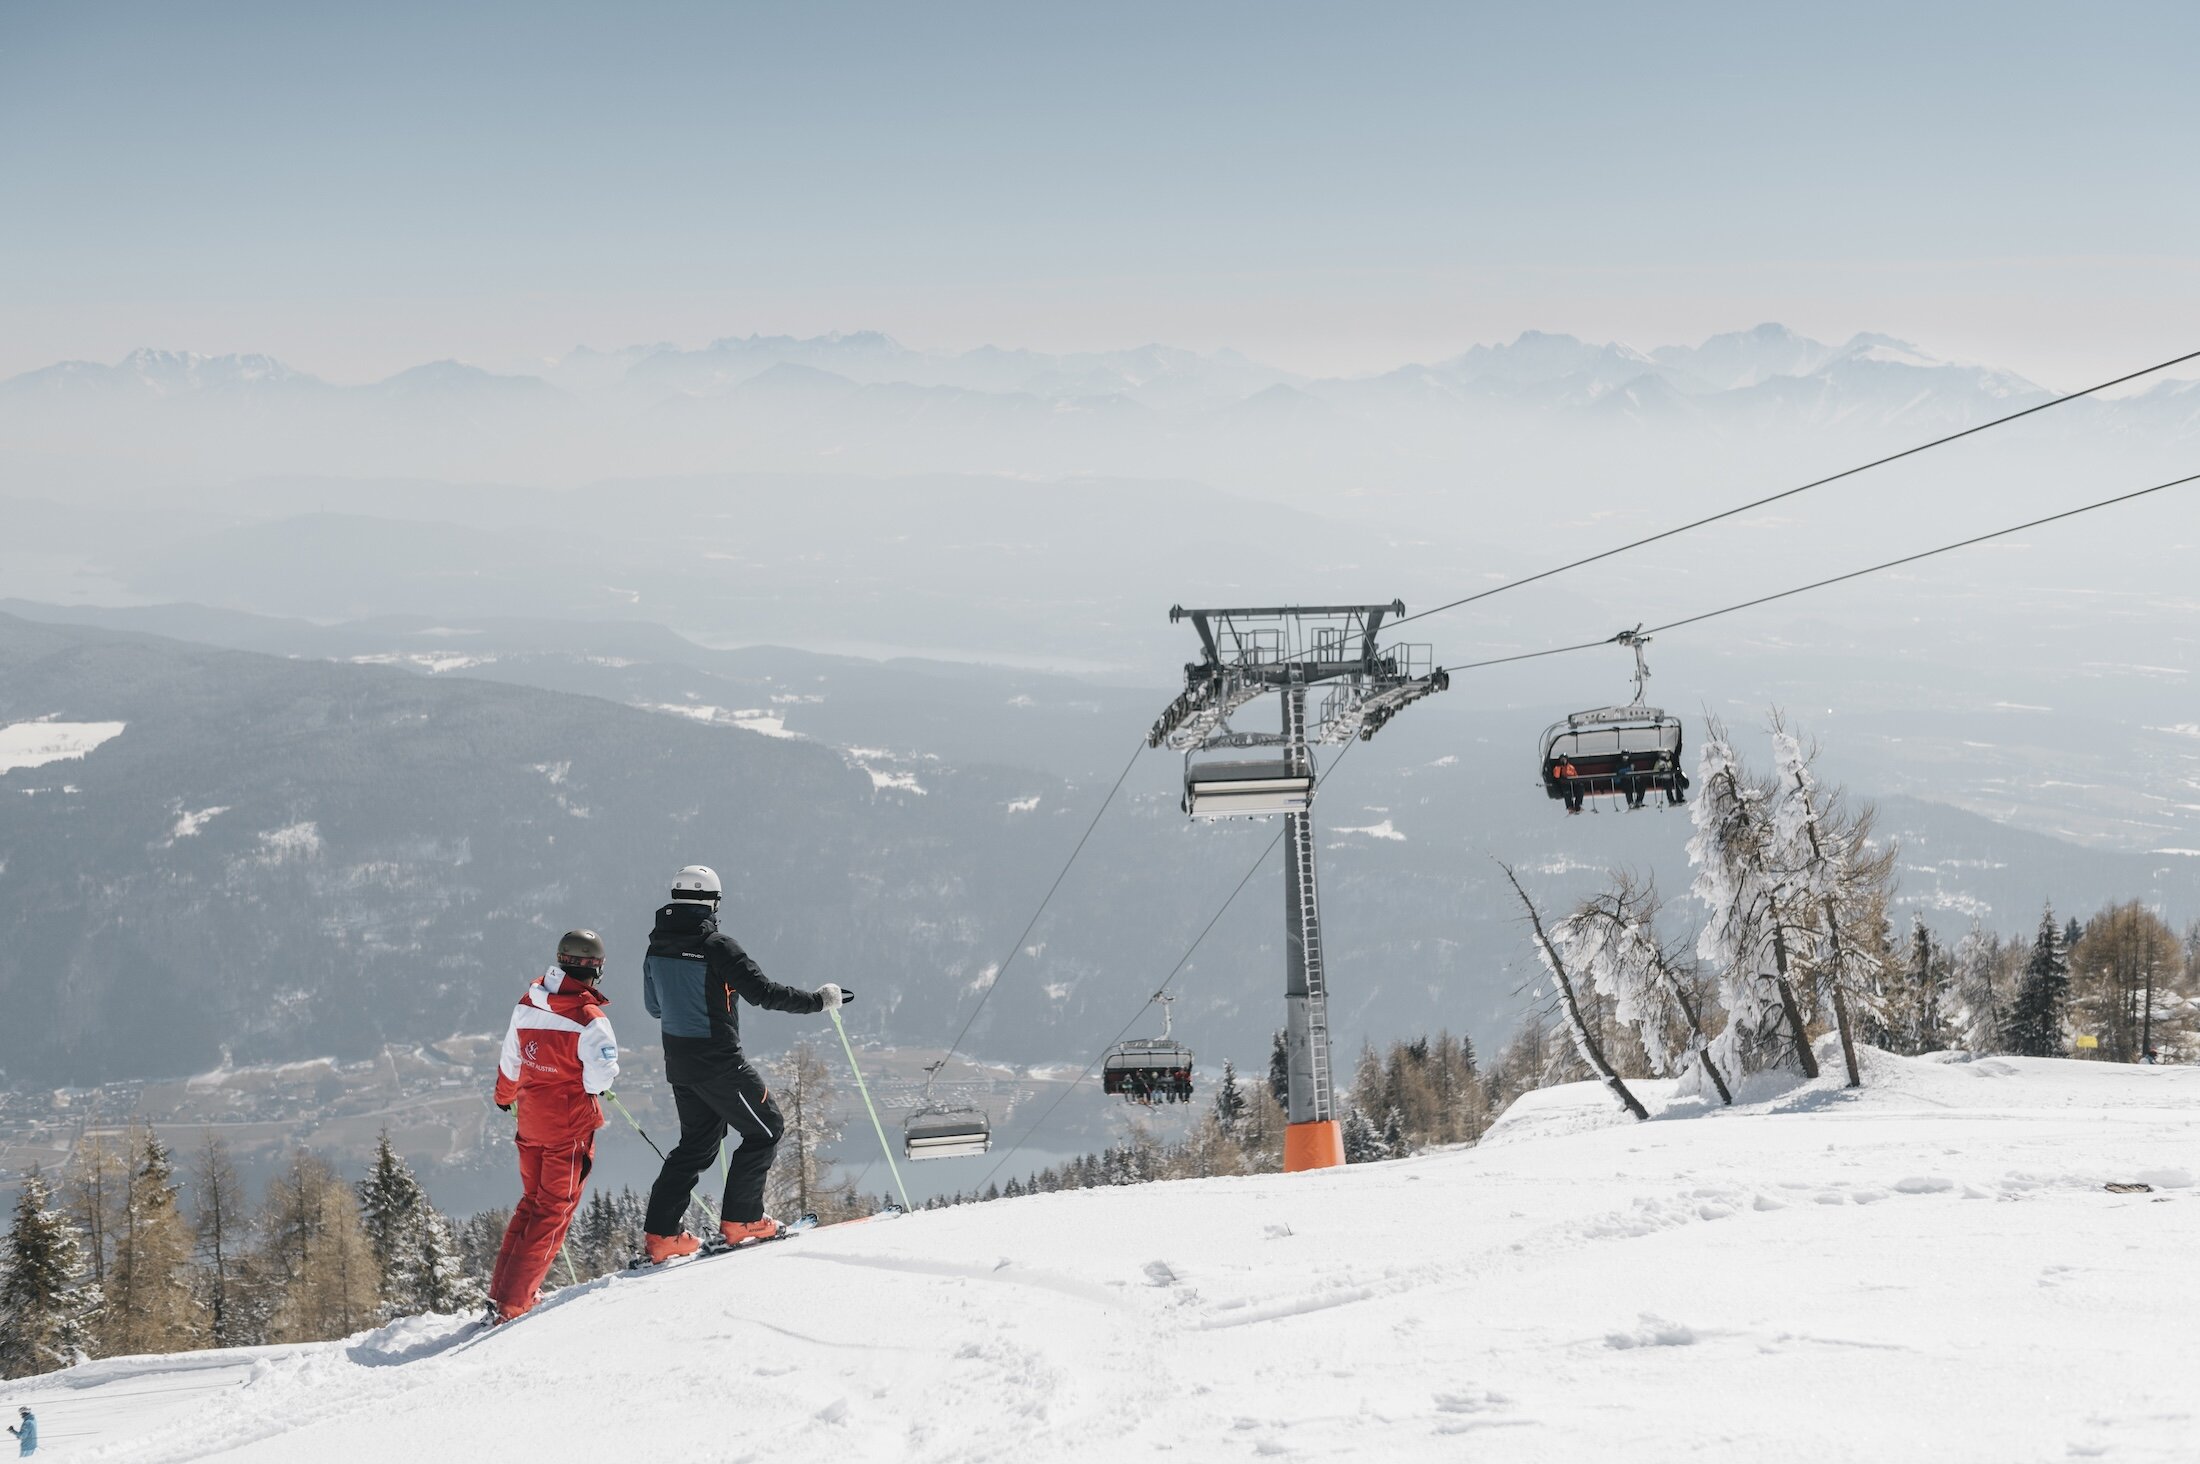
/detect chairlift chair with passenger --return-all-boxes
[1539,629,1688,810]
[1101,994,1195,1104]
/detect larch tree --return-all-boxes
[1554,873,1731,1104]
[1950,922,2006,1055]
[1503,862,1649,1122]
[191,1132,249,1348]
[764,1041,843,1221]
[1768,726,1895,1086]
[100,1129,199,1356]
[0,1170,97,1379]
[260,1150,379,1343]
[64,1133,125,1294]
[1691,721,1818,1082]
[2070,903,2187,1062]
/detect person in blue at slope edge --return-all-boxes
[9,1407,34,1456]
[636,864,855,1262]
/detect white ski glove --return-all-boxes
[816,982,846,1011]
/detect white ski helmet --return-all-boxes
[671,864,722,899]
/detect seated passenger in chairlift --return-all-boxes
[1556,755,1583,814]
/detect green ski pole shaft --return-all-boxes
[830,1006,911,1211]
[606,1091,721,1228]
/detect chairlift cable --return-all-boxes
[929,733,1148,1087]
[1437,468,2200,676]
[975,466,2196,1186]
[1389,346,2200,632]
[976,743,1360,1191]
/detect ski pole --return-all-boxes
[829,1006,911,1211]
[606,1092,721,1228]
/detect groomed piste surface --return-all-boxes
[13,1049,2199,1463]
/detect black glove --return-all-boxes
[497,1102,513,1113]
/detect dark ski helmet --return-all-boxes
[556,929,606,973]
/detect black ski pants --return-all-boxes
[644,1052,785,1234]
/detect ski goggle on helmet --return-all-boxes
[555,929,606,971]
[671,864,722,900]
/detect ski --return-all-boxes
[623,1212,817,1272]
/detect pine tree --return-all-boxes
[2006,908,2071,1057]
[357,1132,428,1314]
[0,1170,96,1379]
[1267,1030,1289,1106]
[1211,1059,1247,1136]
[1340,1107,1386,1163]
[100,1129,198,1356]
[1903,917,1950,1055]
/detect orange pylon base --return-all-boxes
[1282,1119,1345,1172]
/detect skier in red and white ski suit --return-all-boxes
[487,929,620,1322]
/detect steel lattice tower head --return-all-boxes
[1148,603,1448,1171]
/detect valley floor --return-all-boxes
[10,1050,2198,1463]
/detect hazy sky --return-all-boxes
[4,1,2197,385]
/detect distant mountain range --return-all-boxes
[9,327,2194,495]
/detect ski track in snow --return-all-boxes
[13,1051,2200,1463]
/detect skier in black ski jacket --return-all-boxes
[639,863,853,1261]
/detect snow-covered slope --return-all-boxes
[12,1050,2198,1462]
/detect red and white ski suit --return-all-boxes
[488,968,620,1319]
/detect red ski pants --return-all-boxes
[488,1136,593,1318]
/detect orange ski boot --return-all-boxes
[644,1231,702,1264]
[719,1216,782,1247]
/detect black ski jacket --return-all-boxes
[642,900,824,1075]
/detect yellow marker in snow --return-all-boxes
[2075,1035,2099,1050]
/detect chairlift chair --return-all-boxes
[1539,629,1688,809]
[903,1058,992,1160]
[1101,995,1196,1104]
[1182,752,1314,819]
[903,1106,992,1160]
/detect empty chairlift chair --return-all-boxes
[1182,752,1315,819]
[1539,628,1687,810]
[1102,995,1195,1105]
[903,1105,992,1160]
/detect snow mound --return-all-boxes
[11,1053,2199,1463]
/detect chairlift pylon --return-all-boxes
[1539,627,1687,813]
[1102,994,1195,1105]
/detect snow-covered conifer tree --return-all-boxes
[1211,1059,1247,1136]
[0,1170,96,1379]
[1341,1107,1387,1163]
[1691,720,1818,1082]
[2006,907,2071,1056]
